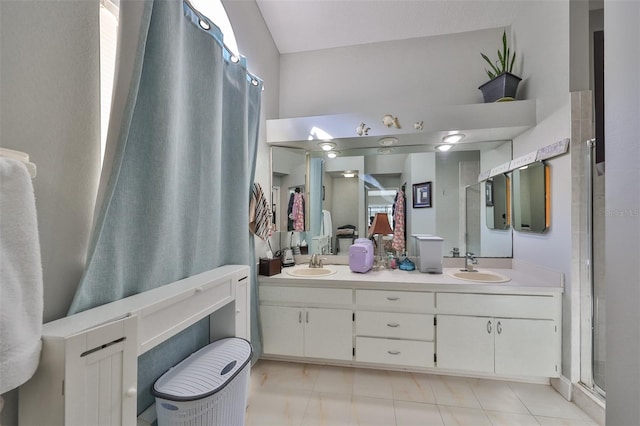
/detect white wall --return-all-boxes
[405,152,437,253]
[510,1,570,121]
[0,1,100,423]
[604,1,640,424]
[223,0,280,257]
[512,97,572,374]
[279,27,505,117]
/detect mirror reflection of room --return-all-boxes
[512,161,549,233]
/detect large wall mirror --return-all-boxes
[270,139,514,257]
[512,161,549,233]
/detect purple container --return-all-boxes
[349,239,374,273]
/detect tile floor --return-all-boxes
[246,360,598,426]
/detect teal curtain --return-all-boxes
[68,0,262,412]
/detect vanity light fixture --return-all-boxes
[442,133,466,144]
[343,171,356,178]
[435,144,453,152]
[327,151,339,159]
[319,142,336,151]
[378,137,398,146]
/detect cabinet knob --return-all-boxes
[195,287,204,293]
[125,387,137,397]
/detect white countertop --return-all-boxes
[259,264,563,295]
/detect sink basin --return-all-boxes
[286,267,336,277]
[448,270,511,283]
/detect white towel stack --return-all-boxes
[0,158,43,394]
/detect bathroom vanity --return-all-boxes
[258,261,562,381]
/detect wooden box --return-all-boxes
[259,257,282,276]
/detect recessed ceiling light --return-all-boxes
[318,142,336,151]
[378,137,398,146]
[435,144,453,152]
[343,171,356,178]
[442,133,465,144]
[378,147,395,154]
[327,151,339,158]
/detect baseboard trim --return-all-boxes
[550,375,572,400]
[573,383,605,426]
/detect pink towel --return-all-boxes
[392,190,405,252]
[292,192,304,231]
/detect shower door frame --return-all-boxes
[580,138,605,398]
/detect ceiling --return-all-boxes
[254,0,605,55]
[254,0,523,54]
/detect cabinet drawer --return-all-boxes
[356,311,434,341]
[437,293,557,319]
[260,286,352,306]
[356,337,434,368]
[356,290,434,312]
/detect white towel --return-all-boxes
[322,209,332,238]
[0,158,43,394]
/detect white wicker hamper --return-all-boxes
[152,338,253,426]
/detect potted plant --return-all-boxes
[478,30,521,103]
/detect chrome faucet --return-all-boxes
[462,252,478,272]
[309,254,323,268]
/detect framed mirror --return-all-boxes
[512,161,549,233]
[485,174,510,230]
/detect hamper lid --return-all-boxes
[151,337,252,401]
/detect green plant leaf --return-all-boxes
[481,52,500,75]
[497,49,505,72]
[502,31,508,65]
[480,30,518,79]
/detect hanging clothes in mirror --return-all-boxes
[287,187,305,231]
[392,185,406,254]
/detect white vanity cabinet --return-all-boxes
[259,286,353,361]
[436,293,561,377]
[354,290,435,368]
[258,265,563,381]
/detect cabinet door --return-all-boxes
[436,315,494,373]
[304,308,353,361]
[495,318,558,377]
[64,315,138,426]
[260,305,304,357]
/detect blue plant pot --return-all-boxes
[478,72,522,103]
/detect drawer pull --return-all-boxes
[387,350,401,355]
[487,320,492,334]
[386,296,400,301]
[386,323,400,328]
[497,321,502,334]
[299,311,302,323]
